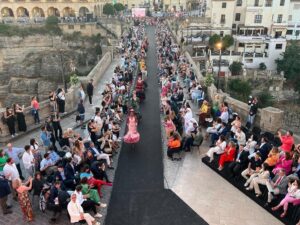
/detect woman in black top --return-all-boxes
[52,112,62,140]
[4,107,16,137]
[13,104,27,132]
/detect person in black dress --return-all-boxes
[13,104,27,132]
[4,107,16,137]
[52,112,62,140]
[86,79,94,105]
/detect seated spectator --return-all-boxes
[209,122,228,146]
[218,141,236,171]
[89,142,113,169]
[54,164,76,190]
[243,135,258,156]
[228,144,250,178]
[273,152,293,175]
[278,130,294,153]
[287,156,300,181]
[197,100,209,126]
[164,115,176,138]
[80,177,102,205]
[64,158,77,190]
[167,132,182,161]
[32,172,46,200]
[242,152,263,181]
[74,185,102,218]
[47,181,62,221]
[272,179,300,218]
[67,193,100,225]
[206,135,227,162]
[265,168,288,206]
[230,116,241,137]
[245,163,270,197]
[206,118,222,138]
[91,161,112,183]
[264,147,280,167]
[40,153,57,176]
[183,124,200,152]
[249,136,272,161]
[219,106,229,124]
[232,127,246,146]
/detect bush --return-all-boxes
[257,92,274,108]
[204,73,215,87]
[229,61,243,75]
[228,79,252,102]
[209,34,221,48]
[222,35,234,49]
[259,62,267,70]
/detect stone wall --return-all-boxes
[0,51,112,140]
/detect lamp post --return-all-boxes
[58,49,68,93]
[216,42,222,91]
[186,18,189,45]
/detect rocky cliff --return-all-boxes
[0,34,100,107]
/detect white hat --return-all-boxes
[65,152,72,158]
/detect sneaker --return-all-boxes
[100,203,107,208]
[11,135,14,138]
[94,213,102,218]
[95,222,100,225]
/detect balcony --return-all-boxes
[272,21,288,26]
[246,6,263,12]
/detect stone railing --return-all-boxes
[0,51,112,141]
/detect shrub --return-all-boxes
[259,62,267,70]
[257,91,274,108]
[229,61,243,75]
[228,79,252,102]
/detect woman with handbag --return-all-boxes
[13,104,27,132]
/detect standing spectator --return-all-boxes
[49,91,57,112]
[5,143,24,180]
[0,149,9,175]
[77,99,85,128]
[13,177,34,222]
[4,107,16,137]
[31,96,40,124]
[56,88,66,114]
[87,79,94,105]
[0,175,12,215]
[13,104,27,132]
[40,126,51,150]
[3,158,20,205]
[79,84,86,101]
[246,96,258,129]
[30,138,42,172]
[22,145,35,177]
[47,181,62,221]
[52,112,63,140]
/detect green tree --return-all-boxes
[209,34,221,48]
[228,79,252,102]
[229,61,243,75]
[103,3,115,16]
[45,16,59,26]
[257,91,274,108]
[222,35,234,49]
[45,16,62,35]
[114,3,125,12]
[276,41,300,92]
[259,62,267,70]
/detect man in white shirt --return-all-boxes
[88,142,113,169]
[220,107,229,124]
[5,143,24,180]
[68,194,100,225]
[3,158,20,205]
[22,145,35,177]
[234,128,246,146]
[40,153,57,175]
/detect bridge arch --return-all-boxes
[16,7,29,17]
[1,7,14,17]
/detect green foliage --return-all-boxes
[70,73,79,86]
[257,91,274,108]
[204,73,215,87]
[114,3,125,12]
[0,23,61,37]
[45,16,59,26]
[209,34,221,48]
[222,35,234,49]
[89,34,102,44]
[276,41,300,92]
[228,79,252,102]
[103,3,115,16]
[63,31,83,41]
[229,61,243,75]
[259,62,267,70]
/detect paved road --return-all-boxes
[1,58,120,225]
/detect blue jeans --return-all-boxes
[33,109,40,124]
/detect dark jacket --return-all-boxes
[48,186,59,205]
[0,177,11,198]
[258,142,272,161]
[237,150,250,169]
[87,83,94,96]
[64,163,76,181]
[77,103,85,114]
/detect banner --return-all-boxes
[132,8,146,17]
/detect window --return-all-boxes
[265,0,272,6]
[222,2,227,8]
[80,25,86,29]
[286,30,293,35]
[235,13,241,21]
[68,25,74,29]
[265,43,269,49]
[296,30,300,36]
[236,0,242,6]
[220,14,226,23]
[254,15,262,23]
[220,31,224,37]
[275,44,283,49]
[288,15,292,21]
[238,43,245,47]
[280,0,285,5]
[254,0,259,6]
[232,23,237,28]
[277,14,283,23]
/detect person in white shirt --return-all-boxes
[220,107,229,124]
[206,135,227,162]
[3,158,20,206]
[89,142,113,169]
[22,145,35,177]
[5,143,24,180]
[234,128,246,146]
[68,194,100,225]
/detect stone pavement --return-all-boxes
[0,58,121,225]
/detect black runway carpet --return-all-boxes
[105,26,208,225]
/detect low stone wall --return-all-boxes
[0,51,112,141]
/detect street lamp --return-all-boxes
[216,42,222,91]
[58,49,68,93]
[186,18,189,44]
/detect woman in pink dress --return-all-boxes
[123,109,140,144]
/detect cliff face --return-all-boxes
[0,35,98,107]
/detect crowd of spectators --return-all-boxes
[0,21,148,225]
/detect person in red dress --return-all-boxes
[218,141,237,171]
